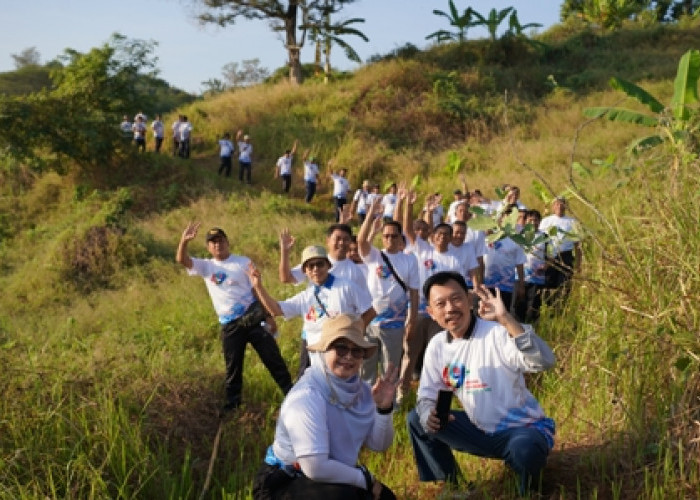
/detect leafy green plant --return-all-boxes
[426,0,477,43]
[471,7,514,41]
[583,48,700,165]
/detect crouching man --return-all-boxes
[406,271,556,496]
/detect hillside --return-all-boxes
[1,20,699,499]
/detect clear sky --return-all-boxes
[0,0,562,95]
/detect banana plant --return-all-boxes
[470,7,513,41]
[583,49,700,162]
[426,0,477,43]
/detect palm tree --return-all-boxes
[302,1,368,83]
[470,7,514,41]
[425,0,477,43]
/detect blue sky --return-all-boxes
[0,0,561,94]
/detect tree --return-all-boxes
[11,47,41,69]
[471,7,514,41]
[0,34,162,170]
[560,0,651,28]
[222,58,270,87]
[197,0,357,85]
[301,0,368,82]
[426,0,477,43]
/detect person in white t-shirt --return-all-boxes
[236,129,254,184]
[401,189,465,401]
[217,132,235,177]
[151,114,165,153]
[178,116,192,159]
[514,210,548,322]
[381,183,398,222]
[253,314,398,499]
[302,151,321,203]
[407,271,555,496]
[251,245,375,380]
[171,115,182,156]
[358,197,419,386]
[328,166,350,223]
[349,180,371,224]
[120,115,132,140]
[176,223,292,416]
[132,115,147,153]
[445,189,465,224]
[538,197,582,299]
[275,139,298,193]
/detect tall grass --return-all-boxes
[2,21,699,500]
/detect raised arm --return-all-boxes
[247,262,284,317]
[393,183,406,222]
[176,221,201,269]
[403,190,417,245]
[357,196,383,257]
[278,228,298,284]
[290,139,298,156]
[235,129,243,142]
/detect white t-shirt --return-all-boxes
[179,122,192,141]
[132,121,147,139]
[352,189,370,215]
[331,174,350,198]
[406,237,462,314]
[446,200,463,224]
[304,162,320,182]
[219,139,234,158]
[187,255,257,324]
[291,257,370,297]
[448,241,479,282]
[278,274,372,348]
[431,205,444,227]
[120,120,132,134]
[483,237,527,292]
[362,246,420,329]
[272,366,392,486]
[277,155,293,176]
[417,320,555,444]
[171,120,180,138]
[381,194,397,219]
[538,215,580,255]
[238,141,253,162]
[151,120,164,138]
[523,233,547,285]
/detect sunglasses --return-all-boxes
[329,343,366,359]
[382,233,400,239]
[305,259,328,269]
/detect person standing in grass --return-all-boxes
[236,130,254,184]
[218,132,235,177]
[151,114,165,153]
[302,150,320,203]
[176,223,292,416]
[132,115,147,153]
[328,165,350,223]
[171,115,182,156]
[249,245,375,381]
[275,140,298,193]
[407,271,556,496]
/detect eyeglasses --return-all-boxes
[382,233,400,239]
[305,259,327,269]
[329,343,366,359]
[431,293,468,311]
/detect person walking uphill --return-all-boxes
[237,130,254,184]
[176,222,293,417]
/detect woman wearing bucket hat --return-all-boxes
[253,314,398,500]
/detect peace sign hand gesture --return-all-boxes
[475,285,507,322]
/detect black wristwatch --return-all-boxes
[376,404,393,415]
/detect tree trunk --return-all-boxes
[285,1,303,85]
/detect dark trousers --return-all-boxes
[407,409,549,495]
[514,283,544,323]
[179,138,190,158]
[281,174,291,193]
[544,250,574,306]
[154,137,163,153]
[218,156,232,177]
[239,161,252,183]
[297,339,311,381]
[172,138,180,156]
[221,320,292,407]
[135,137,146,153]
[334,197,347,222]
[253,463,395,500]
[305,181,317,203]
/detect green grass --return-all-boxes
[2,20,700,500]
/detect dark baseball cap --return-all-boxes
[206,227,227,242]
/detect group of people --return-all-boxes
[120,112,166,153]
[176,180,582,498]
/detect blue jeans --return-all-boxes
[407,409,550,495]
[305,181,316,202]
